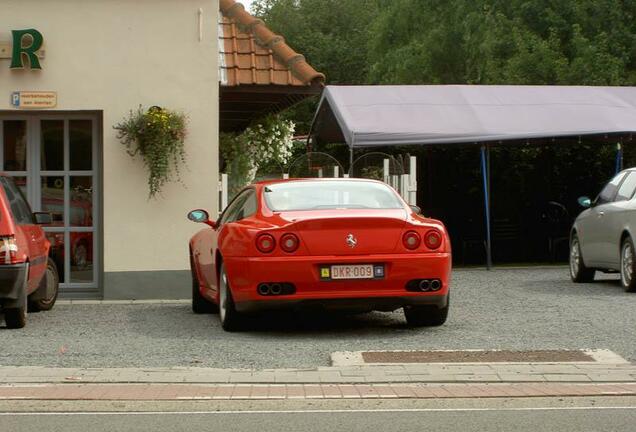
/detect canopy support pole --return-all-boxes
[616,142,623,174]
[480,145,493,270]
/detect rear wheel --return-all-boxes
[620,237,636,292]
[570,234,595,283]
[404,300,449,327]
[219,264,242,331]
[191,257,218,314]
[29,258,59,312]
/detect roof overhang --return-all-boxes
[219,0,325,132]
[220,84,322,132]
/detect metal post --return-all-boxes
[383,158,390,184]
[400,174,409,198]
[220,173,229,213]
[480,145,492,270]
[349,147,354,176]
[408,155,417,205]
[333,165,339,178]
[616,142,623,174]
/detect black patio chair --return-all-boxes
[541,201,570,262]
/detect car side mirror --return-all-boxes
[187,209,216,228]
[33,212,52,225]
[409,205,422,215]
[577,196,592,208]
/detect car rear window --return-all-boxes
[263,181,404,211]
[0,177,33,224]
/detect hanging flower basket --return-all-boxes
[114,106,188,198]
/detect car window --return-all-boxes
[596,172,627,205]
[234,190,257,222]
[0,177,34,225]
[263,180,404,211]
[615,172,636,202]
[219,189,252,226]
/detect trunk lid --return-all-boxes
[279,209,408,255]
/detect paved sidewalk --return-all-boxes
[0,382,634,401]
[1,363,635,384]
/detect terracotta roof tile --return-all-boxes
[219,0,325,87]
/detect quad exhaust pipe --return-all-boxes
[270,283,282,295]
[258,283,271,296]
[407,279,443,292]
[257,283,295,296]
[418,279,431,292]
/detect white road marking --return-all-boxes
[0,407,635,416]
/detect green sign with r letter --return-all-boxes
[10,29,43,69]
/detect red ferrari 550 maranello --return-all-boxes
[187,179,451,331]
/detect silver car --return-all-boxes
[570,168,636,292]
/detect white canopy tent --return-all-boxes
[310,85,636,148]
[310,85,636,268]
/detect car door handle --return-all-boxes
[598,211,605,217]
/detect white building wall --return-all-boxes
[0,0,219,298]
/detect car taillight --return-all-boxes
[280,233,299,253]
[424,230,442,250]
[256,234,276,253]
[402,231,421,250]
[0,236,18,264]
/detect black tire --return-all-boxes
[404,300,449,327]
[29,258,59,312]
[570,234,595,283]
[620,237,636,293]
[219,264,242,331]
[191,257,218,314]
[4,278,27,329]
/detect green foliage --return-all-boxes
[220,115,295,197]
[114,106,187,199]
[256,0,635,85]
[368,0,636,86]
[252,0,379,134]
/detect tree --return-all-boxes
[367,0,636,86]
[252,0,380,133]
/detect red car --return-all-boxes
[188,179,451,331]
[0,175,59,329]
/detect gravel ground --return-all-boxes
[1,267,634,369]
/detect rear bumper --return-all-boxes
[236,295,448,313]
[224,253,451,313]
[0,263,27,302]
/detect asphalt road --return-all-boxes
[1,267,634,368]
[2,404,635,432]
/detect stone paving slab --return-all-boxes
[0,382,634,401]
[0,363,634,385]
[331,349,629,366]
